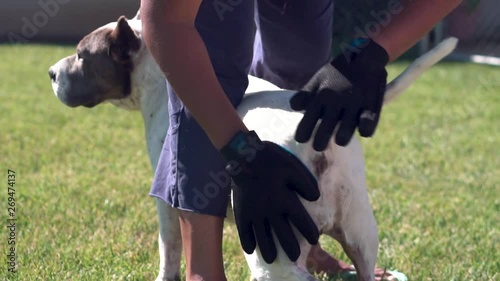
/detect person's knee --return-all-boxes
[179,210,225,233]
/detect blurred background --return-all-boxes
[331,0,500,65]
[1,0,139,43]
[1,0,499,65]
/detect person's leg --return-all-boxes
[150,1,254,280]
[179,211,226,281]
[151,93,231,280]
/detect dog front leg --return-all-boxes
[155,199,182,281]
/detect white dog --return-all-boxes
[48,12,457,281]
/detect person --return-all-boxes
[141,0,462,280]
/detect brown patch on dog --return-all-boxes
[333,185,344,232]
[312,153,329,178]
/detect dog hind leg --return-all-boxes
[315,141,379,281]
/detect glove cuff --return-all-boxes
[337,38,389,67]
[220,130,265,165]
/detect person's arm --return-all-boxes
[140,0,247,149]
[372,0,463,61]
[292,0,463,150]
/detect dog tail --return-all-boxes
[383,37,458,105]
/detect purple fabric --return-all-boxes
[150,0,334,217]
[251,0,334,90]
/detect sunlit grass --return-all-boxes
[0,44,498,280]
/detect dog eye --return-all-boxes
[76,52,83,61]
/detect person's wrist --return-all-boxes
[220,130,265,164]
[334,38,389,67]
[350,37,389,66]
[330,37,388,83]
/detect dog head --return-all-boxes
[49,16,143,109]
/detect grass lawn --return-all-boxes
[0,44,498,281]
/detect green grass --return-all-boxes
[0,44,498,281]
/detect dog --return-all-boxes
[48,12,457,281]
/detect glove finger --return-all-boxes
[358,108,381,137]
[295,99,323,143]
[290,91,316,111]
[301,72,322,93]
[358,83,385,137]
[270,215,301,262]
[313,105,342,151]
[288,198,319,245]
[254,220,277,264]
[234,214,257,255]
[262,141,320,201]
[287,173,320,202]
[335,106,359,146]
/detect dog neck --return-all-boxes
[107,19,170,169]
[132,46,170,169]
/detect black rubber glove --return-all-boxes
[220,130,320,264]
[290,38,389,151]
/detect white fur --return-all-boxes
[49,17,457,281]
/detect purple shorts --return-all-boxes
[150,0,334,217]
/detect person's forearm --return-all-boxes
[141,3,247,149]
[372,0,462,61]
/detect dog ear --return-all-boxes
[133,8,141,20]
[108,16,141,63]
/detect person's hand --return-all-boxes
[220,130,320,264]
[290,38,389,151]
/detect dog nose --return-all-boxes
[48,68,56,81]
